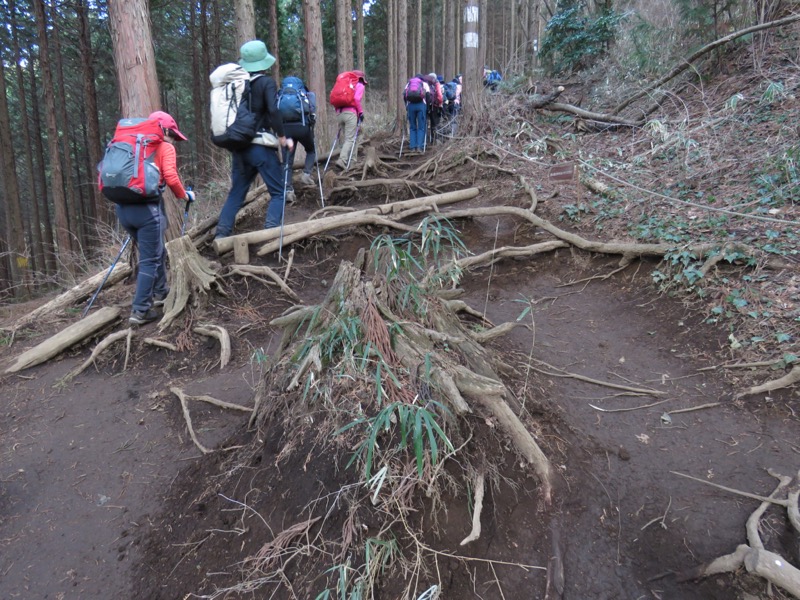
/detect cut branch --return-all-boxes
[194,325,232,370]
[66,328,133,381]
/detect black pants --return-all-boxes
[282,121,317,173]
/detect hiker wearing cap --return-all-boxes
[333,70,367,171]
[119,111,193,325]
[216,40,293,239]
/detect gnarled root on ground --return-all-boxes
[160,235,224,330]
[65,328,133,381]
[256,256,553,503]
[193,324,231,370]
[677,469,800,597]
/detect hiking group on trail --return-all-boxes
[98,37,470,326]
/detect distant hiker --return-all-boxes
[483,67,502,91]
[214,40,294,239]
[277,76,318,201]
[403,74,431,153]
[114,111,193,325]
[427,73,444,143]
[442,77,459,119]
[329,70,367,171]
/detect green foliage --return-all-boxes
[337,400,453,479]
[540,2,627,75]
[315,537,398,600]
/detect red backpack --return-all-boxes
[98,118,164,204]
[329,71,360,109]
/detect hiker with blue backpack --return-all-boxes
[277,76,318,202]
[404,74,431,153]
[483,67,502,91]
[214,40,294,239]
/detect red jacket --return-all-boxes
[154,141,187,199]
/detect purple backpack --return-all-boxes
[404,77,425,103]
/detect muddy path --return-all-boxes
[1,156,799,599]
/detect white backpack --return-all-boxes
[209,64,262,150]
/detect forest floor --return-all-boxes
[1,40,800,600]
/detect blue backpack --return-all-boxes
[277,76,316,126]
[443,81,457,102]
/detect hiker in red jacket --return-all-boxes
[333,70,367,171]
[119,111,193,325]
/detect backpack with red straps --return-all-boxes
[329,71,361,109]
[97,118,164,204]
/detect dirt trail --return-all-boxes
[1,170,798,600]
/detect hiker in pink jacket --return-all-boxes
[333,70,367,171]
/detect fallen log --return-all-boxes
[4,306,122,374]
[5,263,132,332]
[211,187,479,255]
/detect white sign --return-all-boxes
[464,32,479,48]
[464,6,479,23]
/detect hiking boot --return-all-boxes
[335,160,347,172]
[286,190,297,205]
[129,308,160,326]
[298,172,315,187]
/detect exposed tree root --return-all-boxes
[171,386,213,454]
[263,258,554,503]
[66,328,133,381]
[193,325,231,370]
[676,469,800,597]
[460,471,485,546]
[736,364,800,399]
[143,338,178,352]
[160,236,224,330]
[226,264,301,303]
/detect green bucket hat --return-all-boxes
[239,40,276,73]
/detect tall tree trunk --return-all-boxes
[388,0,397,124]
[191,0,205,183]
[335,0,353,72]
[0,56,30,297]
[76,0,108,230]
[9,0,46,277]
[355,0,365,72]
[267,0,281,83]
[211,0,221,67]
[109,0,185,241]
[28,51,57,275]
[479,0,488,70]
[528,0,540,70]
[235,0,256,49]
[510,0,516,69]
[417,0,423,74]
[303,0,329,151]
[49,0,83,250]
[456,0,462,76]
[463,0,480,113]
[33,0,74,267]
[396,0,408,129]
[444,0,455,79]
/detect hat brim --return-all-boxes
[240,54,276,73]
[170,128,188,141]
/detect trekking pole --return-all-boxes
[323,129,340,173]
[399,126,405,158]
[345,123,361,170]
[278,159,290,261]
[312,127,325,207]
[181,185,193,237]
[82,236,131,318]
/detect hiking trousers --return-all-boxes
[407,102,427,150]
[283,121,317,175]
[335,110,359,170]
[217,144,286,237]
[116,200,168,313]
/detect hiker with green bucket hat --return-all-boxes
[215,40,294,239]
